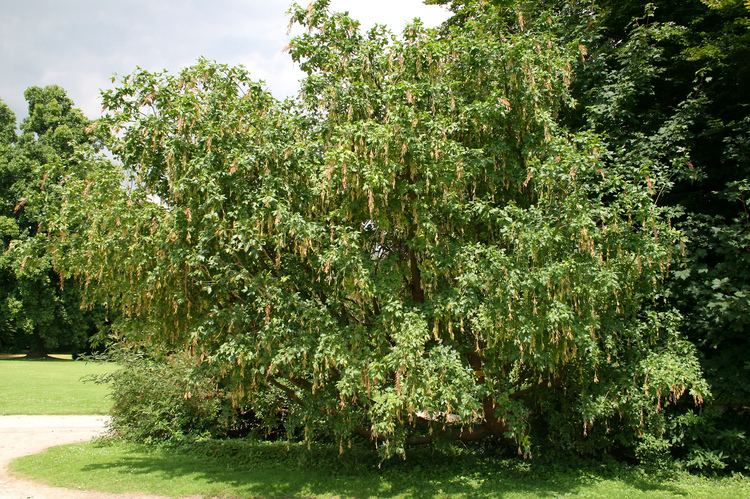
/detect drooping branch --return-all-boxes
[409,248,424,304]
[268,378,302,405]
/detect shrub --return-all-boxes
[97,351,228,443]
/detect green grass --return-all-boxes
[0,354,114,415]
[4,356,747,497]
[10,439,750,498]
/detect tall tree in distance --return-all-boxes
[0,87,102,356]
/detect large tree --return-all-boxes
[53,0,706,458]
[0,88,101,355]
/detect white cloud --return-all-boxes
[329,0,450,32]
[0,0,451,120]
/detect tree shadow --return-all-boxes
[0,353,73,361]
[77,439,690,497]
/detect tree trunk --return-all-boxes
[25,333,47,358]
[409,249,424,303]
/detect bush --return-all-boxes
[96,351,229,443]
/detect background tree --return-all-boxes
[431,0,750,471]
[541,0,750,471]
[0,88,103,355]
[0,100,20,349]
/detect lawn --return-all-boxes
[4,355,749,497]
[0,354,114,415]
[10,439,750,498]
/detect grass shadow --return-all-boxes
[75,439,690,497]
[0,353,73,361]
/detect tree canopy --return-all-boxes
[0,87,101,355]
[47,0,711,458]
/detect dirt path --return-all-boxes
[0,416,165,499]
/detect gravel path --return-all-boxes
[0,416,165,499]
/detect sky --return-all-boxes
[0,0,451,121]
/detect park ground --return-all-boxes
[0,415,136,498]
[0,354,113,415]
[2,354,750,498]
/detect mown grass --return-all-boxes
[10,438,750,498]
[0,354,114,414]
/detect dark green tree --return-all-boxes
[565,0,750,471]
[0,100,20,349]
[440,0,750,470]
[0,88,103,355]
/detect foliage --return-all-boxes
[549,0,750,472]
[96,351,231,442]
[428,0,749,471]
[0,88,104,355]
[49,0,708,459]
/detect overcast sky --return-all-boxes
[1,0,451,121]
